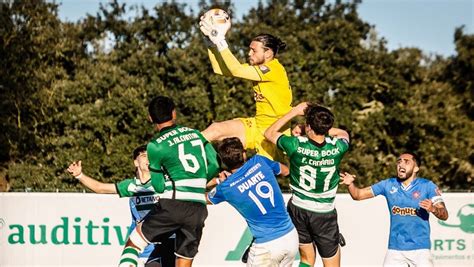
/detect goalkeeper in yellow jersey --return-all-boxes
[199,10,293,161]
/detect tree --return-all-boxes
[2,0,471,191]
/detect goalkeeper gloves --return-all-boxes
[199,17,229,51]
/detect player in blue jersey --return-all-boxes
[67,145,175,267]
[207,137,299,267]
[340,152,449,267]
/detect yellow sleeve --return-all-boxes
[208,48,231,76]
[218,49,262,81]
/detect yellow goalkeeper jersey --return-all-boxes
[208,48,292,128]
[250,58,292,127]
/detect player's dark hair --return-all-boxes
[148,96,175,124]
[305,104,334,135]
[132,145,147,160]
[253,34,286,56]
[400,151,421,167]
[217,137,245,171]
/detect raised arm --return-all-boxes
[328,127,350,143]
[339,172,374,200]
[265,102,308,144]
[207,46,231,76]
[67,161,117,194]
[200,15,262,81]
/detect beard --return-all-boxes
[397,168,414,180]
[249,56,264,66]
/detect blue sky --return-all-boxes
[56,0,473,57]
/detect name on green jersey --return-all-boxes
[155,126,199,146]
[296,147,341,157]
[167,133,200,146]
[301,158,335,167]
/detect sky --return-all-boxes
[55,0,473,57]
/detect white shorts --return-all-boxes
[247,228,299,267]
[383,249,433,267]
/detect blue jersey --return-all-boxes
[371,177,444,250]
[208,155,294,244]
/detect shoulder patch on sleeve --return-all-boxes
[259,65,270,74]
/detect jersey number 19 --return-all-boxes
[248,181,275,215]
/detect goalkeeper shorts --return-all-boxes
[238,117,290,162]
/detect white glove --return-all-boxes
[199,15,230,51]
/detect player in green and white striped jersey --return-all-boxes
[265,102,350,267]
[67,145,175,266]
[120,96,220,267]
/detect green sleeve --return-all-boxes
[336,138,350,154]
[204,141,220,180]
[150,171,165,193]
[277,135,298,156]
[115,179,134,197]
[147,142,165,193]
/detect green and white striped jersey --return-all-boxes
[147,125,220,205]
[115,177,160,219]
[277,135,349,213]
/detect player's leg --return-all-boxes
[173,200,208,267]
[149,235,176,267]
[255,122,290,161]
[383,249,410,267]
[267,227,299,267]
[405,249,433,267]
[286,201,315,267]
[175,256,193,267]
[119,224,151,267]
[320,247,340,267]
[298,243,316,267]
[246,243,272,267]
[202,118,247,145]
[142,243,161,267]
[311,209,341,267]
[123,201,180,267]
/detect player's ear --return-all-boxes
[414,164,420,173]
[133,159,139,168]
[172,109,177,120]
[264,49,273,60]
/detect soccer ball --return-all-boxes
[202,8,231,35]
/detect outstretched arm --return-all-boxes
[67,161,117,194]
[265,102,308,144]
[339,172,374,200]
